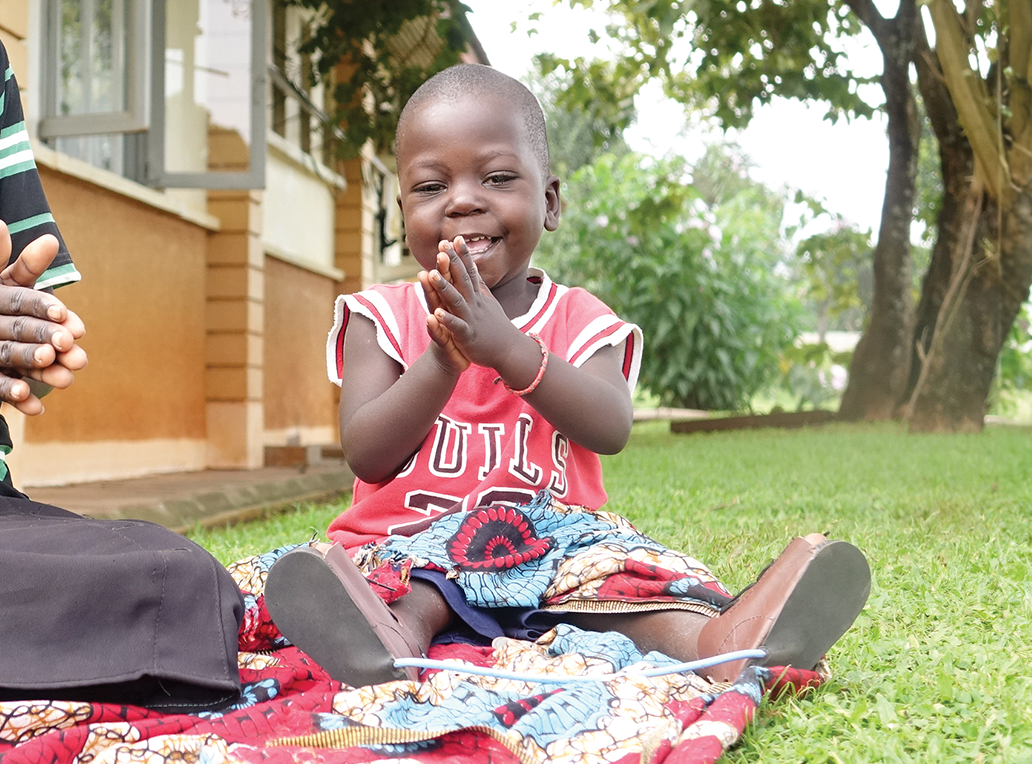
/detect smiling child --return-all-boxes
[265,64,870,690]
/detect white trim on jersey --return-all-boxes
[327,289,414,385]
[568,315,643,392]
[520,269,565,334]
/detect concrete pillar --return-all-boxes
[334,157,365,295]
[206,190,265,468]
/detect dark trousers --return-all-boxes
[0,497,243,712]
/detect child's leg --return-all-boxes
[391,579,455,650]
[266,544,450,687]
[567,610,710,662]
[572,534,870,684]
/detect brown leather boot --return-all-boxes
[265,544,424,687]
[696,535,871,683]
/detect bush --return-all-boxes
[536,152,800,410]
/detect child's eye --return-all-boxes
[485,173,516,187]
[413,181,445,195]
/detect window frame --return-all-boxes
[38,0,268,190]
[146,0,268,190]
[38,0,150,139]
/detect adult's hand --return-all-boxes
[0,221,87,415]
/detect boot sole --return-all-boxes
[265,547,417,687]
[760,540,871,671]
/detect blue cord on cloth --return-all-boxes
[393,648,767,684]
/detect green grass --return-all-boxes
[189,420,1032,762]
[188,498,349,566]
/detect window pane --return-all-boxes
[57,0,130,117]
[164,0,256,174]
[54,134,124,174]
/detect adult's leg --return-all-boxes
[0,497,244,711]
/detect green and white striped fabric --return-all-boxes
[0,40,82,491]
[1,42,81,292]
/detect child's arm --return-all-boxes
[426,238,634,455]
[338,311,469,484]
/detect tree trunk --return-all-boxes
[902,36,974,406]
[902,15,1032,431]
[905,193,999,432]
[911,186,1032,430]
[998,190,1032,338]
[838,0,920,420]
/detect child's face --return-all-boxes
[396,94,560,292]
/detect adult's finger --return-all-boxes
[0,233,59,287]
[34,362,75,389]
[0,338,56,370]
[0,372,44,416]
[61,308,86,340]
[0,312,76,349]
[0,283,69,324]
[56,344,88,372]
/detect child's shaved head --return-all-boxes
[397,64,550,175]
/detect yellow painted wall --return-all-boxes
[27,168,209,444]
[263,256,339,441]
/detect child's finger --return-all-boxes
[425,313,470,373]
[419,271,441,309]
[439,238,477,297]
[437,242,464,289]
[450,236,488,293]
[435,250,453,282]
[427,269,473,320]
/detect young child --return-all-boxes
[265,63,870,689]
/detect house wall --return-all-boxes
[263,255,340,447]
[11,164,212,486]
[0,4,29,94]
[0,0,478,489]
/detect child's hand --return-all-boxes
[423,236,521,371]
[417,248,456,320]
[419,257,470,375]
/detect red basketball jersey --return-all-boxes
[325,270,642,549]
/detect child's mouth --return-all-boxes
[463,235,497,256]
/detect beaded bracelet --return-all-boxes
[495,333,549,396]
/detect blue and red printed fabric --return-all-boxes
[0,494,826,764]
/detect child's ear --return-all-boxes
[544,175,561,231]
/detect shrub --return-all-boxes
[536,152,800,410]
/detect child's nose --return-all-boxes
[445,180,485,216]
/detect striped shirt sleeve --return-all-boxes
[0,42,81,291]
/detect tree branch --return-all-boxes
[843,0,885,45]
[1007,0,1032,188]
[928,0,1008,204]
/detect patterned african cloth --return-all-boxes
[359,490,734,617]
[0,498,828,764]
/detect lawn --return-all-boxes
[190,420,1032,763]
